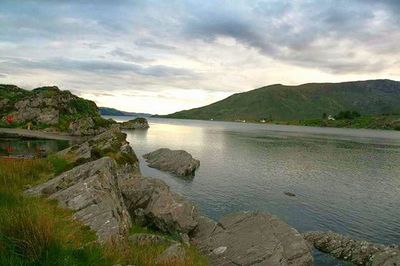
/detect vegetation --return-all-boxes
[0,156,207,266]
[272,113,400,131]
[163,79,400,125]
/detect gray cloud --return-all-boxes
[3,57,195,78]
[0,0,399,114]
[110,48,153,63]
[181,0,399,73]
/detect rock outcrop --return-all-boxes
[143,148,200,177]
[57,126,140,176]
[26,157,131,242]
[0,85,111,135]
[191,212,313,266]
[68,117,108,136]
[121,176,199,237]
[119,118,149,129]
[303,231,400,265]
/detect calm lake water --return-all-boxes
[107,116,400,265]
[0,138,69,157]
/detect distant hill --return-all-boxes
[100,107,151,117]
[163,79,400,121]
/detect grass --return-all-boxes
[104,236,208,266]
[0,156,208,266]
[0,157,109,266]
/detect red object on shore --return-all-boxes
[6,146,13,154]
[6,115,13,124]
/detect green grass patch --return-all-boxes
[0,156,208,266]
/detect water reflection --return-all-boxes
[0,138,70,158]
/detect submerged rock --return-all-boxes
[284,191,296,197]
[143,148,200,177]
[26,157,131,242]
[191,211,313,266]
[121,176,199,237]
[119,118,149,129]
[303,231,400,265]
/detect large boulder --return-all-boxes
[191,212,313,266]
[120,176,199,237]
[143,148,200,177]
[119,118,149,129]
[26,157,131,242]
[303,231,400,265]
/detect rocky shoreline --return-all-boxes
[2,125,395,265]
[22,126,314,265]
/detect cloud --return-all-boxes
[0,0,399,114]
[110,48,153,62]
[3,57,196,78]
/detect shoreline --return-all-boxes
[0,128,84,142]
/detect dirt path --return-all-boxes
[0,128,84,142]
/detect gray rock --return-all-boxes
[68,117,97,136]
[121,176,199,236]
[143,148,200,177]
[57,127,141,177]
[303,231,400,265]
[26,157,131,242]
[191,211,313,266]
[156,243,186,265]
[132,208,148,227]
[129,233,175,246]
[119,118,149,130]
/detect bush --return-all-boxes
[334,110,361,120]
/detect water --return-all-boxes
[106,116,400,265]
[0,138,70,157]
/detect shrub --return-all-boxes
[334,110,361,120]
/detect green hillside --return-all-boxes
[163,79,400,121]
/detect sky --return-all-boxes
[0,0,399,114]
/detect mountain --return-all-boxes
[163,79,400,121]
[100,107,152,117]
[0,84,112,135]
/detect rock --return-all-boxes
[156,243,186,265]
[303,231,400,265]
[121,176,199,236]
[129,233,175,246]
[119,118,149,130]
[57,127,141,177]
[143,148,200,177]
[191,211,313,266]
[0,85,108,136]
[68,117,104,136]
[284,192,296,197]
[132,208,148,227]
[26,157,131,242]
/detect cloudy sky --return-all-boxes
[1,0,399,114]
